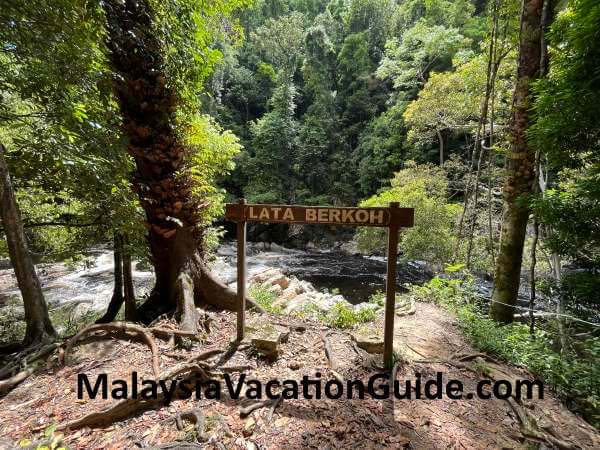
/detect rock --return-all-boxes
[288,361,301,370]
[351,326,384,354]
[281,292,314,314]
[243,417,256,437]
[266,283,283,296]
[339,240,359,254]
[265,274,289,289]
[251,268,280,284]
[245,317,290,358]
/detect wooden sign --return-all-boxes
[225,203,414,227]
[225,199,415,369]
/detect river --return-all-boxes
[0,242,433,312]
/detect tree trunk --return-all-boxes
[436,129,444,166]
[97,232,124,323]
[101,0,251,324]
[0,144,56,345]
[122,234,136,321]
[490,0,543,323]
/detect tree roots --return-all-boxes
[62,322,161,378]
[0,342,59,397]
[168,408,206,441]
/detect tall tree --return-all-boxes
[0,145,56,346]
[490,0,544,323]
[100,0,254,329]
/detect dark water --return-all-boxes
[278,251,431,304]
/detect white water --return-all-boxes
[0,242,428,313]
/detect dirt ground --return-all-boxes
[0,302,598,449]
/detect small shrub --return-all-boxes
[368,290,404,307]
[248,283,282,314]
[326,302,377,329]
[412,276,600,427]
[356,163,460,266]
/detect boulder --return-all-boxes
[351,326,384,354]
[266,283,283,296]
[265,274,290,289]
[245,317,290,358]
[250,268,280,284]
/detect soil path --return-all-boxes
[0,302,597,449]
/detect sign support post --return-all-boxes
[236,198,247,341]
[384,202,399,369]
[225,200,413,366]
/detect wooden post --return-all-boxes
[384,202,400,369]
[236,198,247,341]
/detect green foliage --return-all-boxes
[0,298,26,344]
[357,163,460,265]
[186,114,242,225]
[16,422,68,449]
[252,12,307,77]
[368,290,403,307]
[413,276,600,426]
[533,166,600,268]
[295,300,377,328]
[530,0,600,277]
[377,20,472,92]
[403,53,513,152]
[246,81,300,203]
[326,302,377,329]
[248,283,282,313]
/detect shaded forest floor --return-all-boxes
[0,302,598,449]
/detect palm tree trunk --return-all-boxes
[101,0,254,326]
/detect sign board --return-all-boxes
[225,199,415,369]
[225,203,414,228]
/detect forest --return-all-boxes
[0,0,599,448]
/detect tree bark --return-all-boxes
[491,0,544,323]
[122,234,136,321]
[0,144,56,345]
[96,232,124,323]
[436,129,444,166]
[101,0,248,323]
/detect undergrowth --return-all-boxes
[295,301,377,329]
[248,283,282,314]
[412,275,600,427]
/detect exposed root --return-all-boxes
[0,343,59,396]
[322,332,337,371]
[169,408,206,441]
[152,443,205,450]
[149,327,199,340]
[0,363,40,396]
[331,370,345,384]
[267,395,283,422]
[416,355,575,449]
[191,348,224,364]
[220,365,254,373]
[63,322,160,378]
[0,342,58,380]
[58,362,212,431]
[194,262,266,314]
[174,272,199,334]
[506,397,577,450]
[239,398,280,417]
[455,352,501,364]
